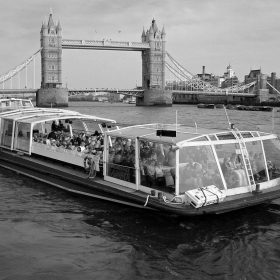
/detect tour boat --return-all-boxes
[1,98,280,216]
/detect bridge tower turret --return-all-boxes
[37,11,68,107]
[139,18,171,106]
[142,17,166,90]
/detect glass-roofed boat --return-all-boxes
[1,98,280,215]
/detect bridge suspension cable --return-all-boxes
[0,48,42,85]
[165,52,257,94]
[266,81,280,95]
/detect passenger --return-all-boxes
[51,121,57,131]
[146,159,156,187]
[48,130,57,140]
[202,170,215,187]
[58,120,64,131]
[180,164,199,193]
[221,157,232,176]
[80,141,86,152]
[229,153,238,169]
[150,149,157,161]
[167,147,176,167]
[192,163,204,188]
[155,162,165,186]
[156,150,165,165]
[207,163,222,187]
[114,150,122,164]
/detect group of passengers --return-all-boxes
[108,137,136,168]
[139,142,177,188]
[32,123,104,156]
[179,146,223,193]
[108,139,177,188]
[221,151,267,184]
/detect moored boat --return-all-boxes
[197,104,215,109]
[215,104,224,109]
[237,105,273,112]
[1,98,280,216]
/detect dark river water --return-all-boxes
[1,102,280,280]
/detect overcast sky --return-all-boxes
[0,0,279,89]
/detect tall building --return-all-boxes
[222,64,239,88]
[197,66,220,87]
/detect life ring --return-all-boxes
[84,156,92,171]
[228,171,241,188]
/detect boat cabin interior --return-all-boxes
[104,123,280,201]
[0,107,117,169]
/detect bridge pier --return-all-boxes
[36,88,69,107]
[136,89,172,106]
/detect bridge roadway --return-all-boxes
[0,89,257,98]
[62,39,150,51]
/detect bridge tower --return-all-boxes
[138,18,172,106]
[37,11,68,107]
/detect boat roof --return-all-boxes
[0,98,33,112]
[106,123,274,145]
[0,108,116,124]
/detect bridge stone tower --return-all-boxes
[37,11,68,107]
[138,18,172,106]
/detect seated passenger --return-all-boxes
[155,162,165,186]
[229,153,238,169]
[221,157,232,176]
[167,147,176,167]
[202,170,215,187]
[192,163,204,188]
[48,131,57,140]
[146,159,156,187]
[179,164,199,193]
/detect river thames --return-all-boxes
[1,102,280,280]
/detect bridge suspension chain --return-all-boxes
[0,48,42,84]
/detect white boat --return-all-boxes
[1,98,280,216]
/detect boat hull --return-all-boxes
[1,150,280,216]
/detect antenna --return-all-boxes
[272,108,275,133]
[176,110,177,133]
[223,105,232,129]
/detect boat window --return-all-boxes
[22,100,32,107]
[71,119,86,133]
[251,132,259,137]
[0,119,13,148]
[189,136,208,142]
[106,136,136,184]
[84,120,102,134]
[216,133,235,140]
[241,132,253,138]
[14,122,31,152]
[245,141,268,182]
[208,135,217,141]
[179,145,224,194]
[259,132,270,136]
[263,138,280,180]
[214,143,249,189]
[139,139,175,191]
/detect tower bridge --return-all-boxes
[0,10,279,107]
